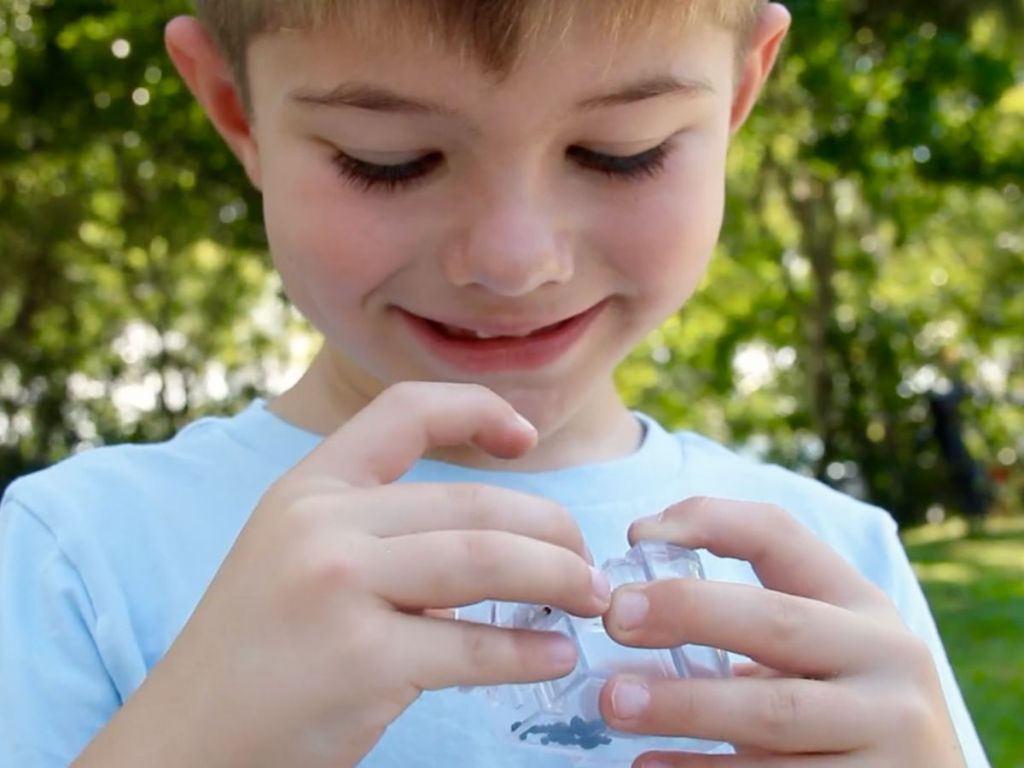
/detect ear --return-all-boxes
[164,16,263,190]
[728,3,791,136]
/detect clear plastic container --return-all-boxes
[458,540,732,764]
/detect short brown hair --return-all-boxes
[194,0,767,112]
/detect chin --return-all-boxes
[484,376,607,438]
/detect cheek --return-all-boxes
[597,137,727,301]
[259,144,415,313]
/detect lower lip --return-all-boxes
[400,300,608,373]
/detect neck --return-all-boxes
[266,344,643,472]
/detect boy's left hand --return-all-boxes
[598,497,967,768]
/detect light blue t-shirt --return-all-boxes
[0,400,989,767]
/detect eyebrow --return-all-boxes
[289,75,715,117]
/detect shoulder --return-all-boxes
[669,429,901,580]
[6,409,241,512]
[1,403,279,560]
[672,429,895,529]
[0,405,284,709]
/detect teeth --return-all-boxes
[439,324,533,339]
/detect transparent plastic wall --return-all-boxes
[459,541,733,764]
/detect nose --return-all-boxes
[440,182,574,296]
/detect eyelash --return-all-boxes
[330,140,674,193]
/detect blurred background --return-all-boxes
[0,0,1021,763]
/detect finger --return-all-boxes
[601,675,870,754]
[606,580,890,677]
[392,612,579,690]
[632,751,858,768]
[421,608,456,620]
[370,531,610,616]
[343,482,588,562]
[293,382,537,486]
[629,497,892,612]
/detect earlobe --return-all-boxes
[164,15,263,190]
[728,3,792,136]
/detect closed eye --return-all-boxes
[565,141,673,181]
[330,150,444,193]
[330,138,675,193]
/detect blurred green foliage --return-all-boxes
[904,517,1024,766]
[0,0,1022,527]
[614,0,1024,523]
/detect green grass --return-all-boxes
[903,516,1024,768]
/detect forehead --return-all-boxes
[247,16,735,120]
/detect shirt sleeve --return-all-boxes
[0,494,121,767]
[874,516,990,768]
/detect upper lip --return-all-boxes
[402,300,603,336]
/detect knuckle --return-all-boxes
[652,503,680,525]
[681,495,717,518]
[280,493,348,550]
[458,530,502,573]
[749,503,796,561]
[464,381,497,399]
[761,502,797,530]
[763,591,803,645]
[446,482,489,515]
[892,629,938,679]
[885,690,935,741]
[669,495,723,533]
[859,580,889,605]
[259,477,307,517]
[448,381,499,407]
[305,547,360,592]
[462,623,494,671]
[862,583,902,620]
[671,682,703,724]
[758,686,802,731]
[333,614,388,673]
[382,380,425,410]
[662,577,701,615]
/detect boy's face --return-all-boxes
[170,8,787,447]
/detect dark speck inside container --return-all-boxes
[510,716,613,750]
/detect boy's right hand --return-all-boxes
[76,382,607,768]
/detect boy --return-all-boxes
[0,1,988,766]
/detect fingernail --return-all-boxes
[615,589,649,631]
[612,678,650,719]
[512,412,536,434]
[591,566,611,605]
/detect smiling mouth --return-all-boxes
[398,300,608,373]
[426,317,576,341]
